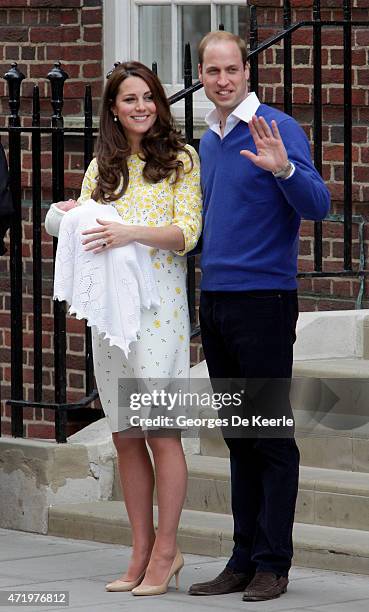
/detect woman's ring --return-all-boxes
[102,241,107,248]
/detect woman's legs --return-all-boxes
[112,431,156,580]
[140,433,187,586]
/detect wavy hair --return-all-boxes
[92,61,192,203]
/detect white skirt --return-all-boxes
[92,249,190,432]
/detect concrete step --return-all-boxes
[197,358,369,471]
[48,500,369,575]
[184,456,369,532]
[112,455,369,532]
[196,428,369,471]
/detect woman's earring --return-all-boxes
[113,115,118,122]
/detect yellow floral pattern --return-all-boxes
[83,145,202,433]
[78,145,202,255]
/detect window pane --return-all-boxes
[139,6,171,83]
[218,5,248,43]
[178,5,211,81]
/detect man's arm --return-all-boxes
[241,115,330,221]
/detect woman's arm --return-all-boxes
[81,220,184,254]
[44,157,99,238]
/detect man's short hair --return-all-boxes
[198,31,248,67]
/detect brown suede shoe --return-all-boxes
[189,567,253,596]
[242,572,288,601]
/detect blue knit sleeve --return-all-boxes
[274,118,330,221]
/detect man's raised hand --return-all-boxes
[240,115,289,174]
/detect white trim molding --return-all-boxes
[103,0,248,121]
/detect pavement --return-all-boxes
[0,528,368,612]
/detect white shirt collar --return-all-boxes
[205,92,261,139]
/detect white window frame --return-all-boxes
[103,0,248,122]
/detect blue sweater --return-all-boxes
[199,104,330,291]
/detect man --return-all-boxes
[189,31,330,602]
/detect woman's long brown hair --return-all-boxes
[92,61,193,203]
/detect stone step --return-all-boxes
[197,359,369,471]
[48,501,369,575]
[112,455,369,532]
[193,428,369,471]
[184,456,369,532]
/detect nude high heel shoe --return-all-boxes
[131,550,184,596]
[105,569,146,592]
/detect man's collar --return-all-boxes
[232,92,261,123]
[205,92,261,128]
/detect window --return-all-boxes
[103,0,248,120]
[136,1,248,82]
[104,1,248,84]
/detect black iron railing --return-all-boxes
[1,0,368,442]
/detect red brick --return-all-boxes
[354,166,369,183]
[0,0,25,6]
[66,317,84,333]
[292,30,313,46]
[351,89,367,106]
[352,49,367,66]
[330,49,343,65]
[69,372,84,388]
[0,421,12,436]
[322,30,344,46]
[60,9,79,24]
[83,26,101,43]
[64,81,86,98]
[258,68,281,85]
[298,259,314,272]
[361,148,369,164]
[27,423,55,439]
[322,69,344,84]
[328,88,344,105]
[29,0,82,7]
[357,69,369,87]
[30,26,80,43]
[292,86,310,104]
[352,127,368,143]
[299,240,312,256]
[1,27,29,42]
[356,30,369,46]
[81,7,102,25]
[68,335,84,352]
[68,354,85,371]
[318,299,355,311]
[47,44,102,61]
[292,67,313,84]
[82,62,101,78]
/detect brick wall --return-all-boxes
[1,0,369,436]
[249,0,369,312]
[0,0,103,437]
[181,0,369,362]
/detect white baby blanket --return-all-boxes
[53,199,160,357]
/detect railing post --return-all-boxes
[151,61,158,75]
[4,62,25,438]
[249,5,259,95]
[83,84,94,397]
[32,85,43,405]
[283,0,292,116]
[184,43,193,144]
[47,61,69,442]
[183,42,196,332]
[313,0,323,271]
[343,0,352,271]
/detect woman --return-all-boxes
[46,62,202,596]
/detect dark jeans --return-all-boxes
[199,290,300,576]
